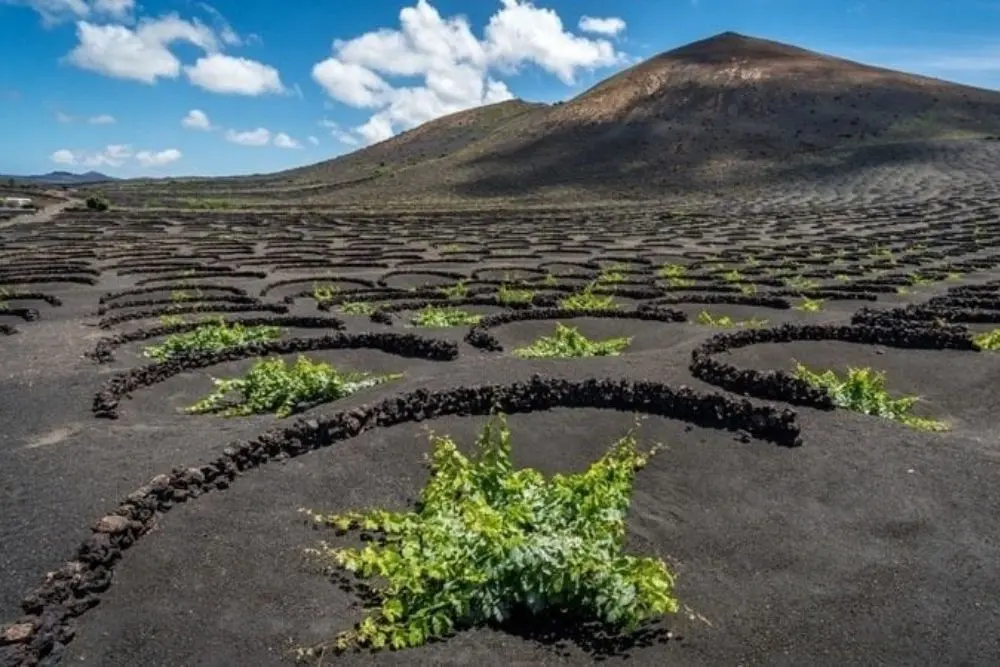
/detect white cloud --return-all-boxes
[312,59,390,107]
[135,148,181,166]
[311,0,625,145]
[64,11,284,93]
[88,113,116,124]
[196,2,244,46]
[50,148,77,164]
[91,0,132,21]
[7,0,132,26]
[184,53,285,95]
[48,143,180,169]
[181,108,212,130]
[307,135,319,146]
[578,16,626,37]
[56,111,75,123]
[273,132,301,149]
[66,14,219,83]
[225,127,271,146]
[484,1,623,83]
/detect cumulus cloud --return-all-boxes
[311,0,626,145]
[184,53,285,95]
[66,14,219,83]
[181,108,212,130]
[50,148,77,164]
[6,0,132,26]
[88,113,116,124]
[135,148,182,166]
[225,127,271,146]
[577,16,626,37]
[49,143,181,168]
[62,10,281,93]
[273,132,301,149]
[91,0,132,21]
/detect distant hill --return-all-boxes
[101,31,1000,207]
[3,171,116,185]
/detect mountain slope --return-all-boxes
[428,31,1000,200]
[109,31,1000,207]
[265,99,546,190]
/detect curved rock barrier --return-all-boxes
[92,332,459,418]
[465,307,687,352]
[96,295,260,316]
[852,305,1000,326]
[0,293,63,307]
[99,285,249,305]
[1,375,800,666]
[690,323,978,408]
[646,294,792,309]
[97,303,289,329]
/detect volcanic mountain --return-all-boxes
[121,31,1000,206]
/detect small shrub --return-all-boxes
[513,322,631,358]
[437,280,469,300]
[299,413,678,655]
[170,289,204,303]
[312,283,340,304]
[597,267,626,284]
[497,284,534,304]
[158,314,187,326]
[695,311,767,328]
[186,355,400,417]
[339,301,378,316]
[85,195,109,212]
[656,264,686,279]
[738,283,758,295]
[783,275,820,291]
[973,329,1000,351]
[142,317,281,361]
[560,282,618,311]
[410,305,481,328]
[794,297,825,312]
[794,363,947,431]
[722,269,744,283]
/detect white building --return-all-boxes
[2,197,33,209]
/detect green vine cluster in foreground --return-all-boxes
[794,362,948,431]
[299,414,678,657]
[186,355,400,417]
[142,317,281,360]
[514,322,632,358]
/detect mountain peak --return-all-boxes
[658,31,819,64]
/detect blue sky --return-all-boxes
[2,0,999,178]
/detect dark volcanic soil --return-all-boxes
[2,198,1000,666]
